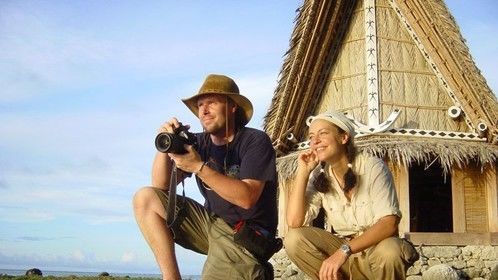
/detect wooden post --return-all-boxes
[388,160,410,235]
[452,168,467,232]
[486,163,498,232]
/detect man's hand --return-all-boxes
[168,145,202,174]
[158,117,191,134]
[319,250,348,280]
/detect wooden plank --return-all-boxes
[463,169,489,232]
[397,162,410,235]
[451,168,466,232]
[486,163,498,231]
[404,232,498,245]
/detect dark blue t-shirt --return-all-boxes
[194,127,278,236]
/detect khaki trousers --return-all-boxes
[284,227,418,280]
[153,188,265,280]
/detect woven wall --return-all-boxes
[317,1,366,118]
[315,0,470,133]
[462,166,489,232]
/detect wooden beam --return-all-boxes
[405,232,498,246]
[486,163,498,231]
[393,161,410,235]
[451,168,467,232]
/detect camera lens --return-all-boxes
[155,132,187,154]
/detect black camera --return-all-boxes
[155,124,197,154]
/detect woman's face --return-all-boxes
[308,119,348,162]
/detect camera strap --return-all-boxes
[166,161,185,230]
[166,162,177,227]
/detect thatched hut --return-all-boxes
[264,0,498,248]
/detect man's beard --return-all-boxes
[203,122,227,137]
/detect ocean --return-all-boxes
[0,269,201,280]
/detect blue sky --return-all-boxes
[0,0,497,276]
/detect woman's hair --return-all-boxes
[312,126,357,193]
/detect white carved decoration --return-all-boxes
[447,106,462,119]
[364,0,380,126]
[347,0,400,134]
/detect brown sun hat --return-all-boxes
[182,74,253,126]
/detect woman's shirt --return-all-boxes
[303,153,401,237]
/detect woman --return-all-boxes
[284,110,418,280]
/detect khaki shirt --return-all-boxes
[303,153,401,237]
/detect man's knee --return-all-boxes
[132,186,161,212]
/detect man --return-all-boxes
[133,74,279,279]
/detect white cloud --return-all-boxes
[72,250,86,262]
[0,249,162,274]
[0,2,288,105]
[121,252,135,263]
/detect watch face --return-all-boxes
[340,244,351,255]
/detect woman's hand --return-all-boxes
[297,149,319,174]
[319,250,347,280]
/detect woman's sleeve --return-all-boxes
[302,173,323,226]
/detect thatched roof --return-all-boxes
[264,0,498,168]
[276,137,498,181]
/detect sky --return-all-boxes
[0,0,497,277]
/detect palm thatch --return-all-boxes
[276,138,498,182]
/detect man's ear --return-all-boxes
[231,103,238,114]
[226,97,237,114]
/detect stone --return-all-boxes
[422,264,459,280]
[486,261,498,269]
[407,265,421,275]
[427,258,442,267]
[468,259,485,269]
[434,247,460,258]
[25,268,42,276]
[481,247,498,260]
[462,267,480,278]
[490,264,498,280]
[281,267,298,278]
[98,272,110,277]
[421,246,436,258]
[461,245,477,256]
[449,260,466,269]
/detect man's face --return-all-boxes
[196,94,235,134]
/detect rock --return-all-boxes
[98,272,110,277]
[490,264,498,280]
[422,264,460,280]
[25,268,42,276]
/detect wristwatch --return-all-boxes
[340,244,352,257]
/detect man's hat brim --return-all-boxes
[181,74,253,126]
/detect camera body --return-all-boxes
[155,124,197,154]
